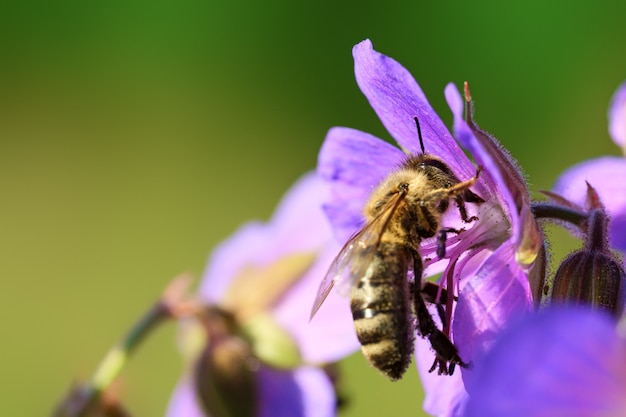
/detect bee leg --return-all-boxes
[427,330,471,375]
[436,227,463,259]
[461,187,484,204]
[454,195,479,223]
[411,250,468,376]
[421,168,482,206]
[460,167,485,206]
[421,282,456,325]
[421,282,457,304]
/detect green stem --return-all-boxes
[89,302,170,392]
[53,276,192,417]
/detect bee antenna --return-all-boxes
[414,116,425,154]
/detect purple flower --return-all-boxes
[462,82,626,417]
[553,81,626,254]
[318,39,541,415]
[463,307,626,417]
[166,173,359,417]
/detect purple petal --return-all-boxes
[610,212,626,253]
[318,127,403,189]
[266,172,335,253]
[444,80,464,132]
[197,171,358,365]
[464,308,626,417]
[257,366,335,417]
[166,379,207,417]
[318,126,403,241]
[609,80,626,148]
[415,307,468,417]
[273,245,359,364]
[199,221,268,304]
[444,83,518,241]
[453,241,533,392]
[553,156,626,251]
[199,173,333,303]
[353,40,476,180]
[446,83,544,269]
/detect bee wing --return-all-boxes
[309,191,406,320]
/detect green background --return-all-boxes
[1,1,625,416]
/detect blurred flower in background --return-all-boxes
[166,173,359,417]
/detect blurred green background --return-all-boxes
[2,1,625,416]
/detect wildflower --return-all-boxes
[462,82,626,417]
[318,39,540,415]
[166,173,359,417]
[553,81,626,255]
[463,307,626,417]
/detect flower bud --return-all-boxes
[552,196,626,317]
[186,252,316,417]
[195,333,258,417]
[193,306,258,417]
[552,249,625,317]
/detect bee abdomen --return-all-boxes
[350,244,414,380]
[353,310,414,380]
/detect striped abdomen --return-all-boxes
[350,241,415,381]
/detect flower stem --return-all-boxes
[530,202,587,227]
[65,275,192,415]
[89,302,169,391]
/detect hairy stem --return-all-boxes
[531,202,587,227]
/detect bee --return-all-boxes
[311,117,483,381]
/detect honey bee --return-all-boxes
[311,117,483,380]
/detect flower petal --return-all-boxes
[198,172,359,364]
[464,308,626,417]
[273,245,359,364]
[453,241,533,391]
[553,156,626,251]
[444,83,521,249]
[166,378,207,417]
[199,221,268,304]
[318,127,403,189]
[258,366,336,417]
[353,40,475,180]
[318,126,403,241]
[292,367,336,417]
[266,172,335,254]
[608,80,626,149]
[444,83,502,203]
[415,307,468,417]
